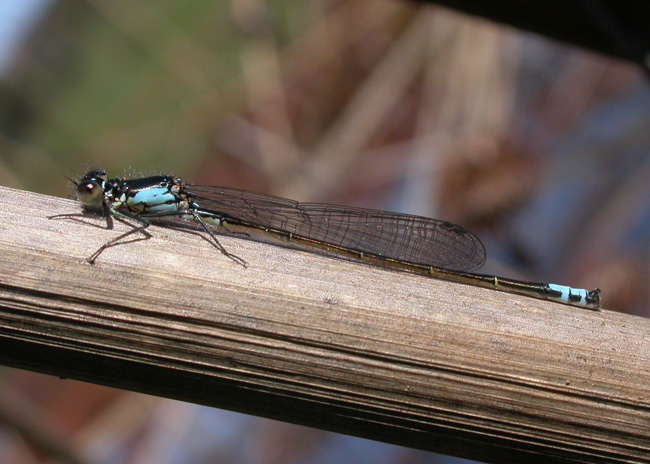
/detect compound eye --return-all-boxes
[76,180,103,207]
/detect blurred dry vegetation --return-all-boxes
[2,0,645,312]
[0,1,649,462]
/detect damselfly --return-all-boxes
[52,170,601,310]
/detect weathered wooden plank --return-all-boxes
[0,186,648,463]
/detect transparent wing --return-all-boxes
[184,185,486,272]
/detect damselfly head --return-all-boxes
[76,170,108,208]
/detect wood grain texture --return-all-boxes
[0,185,648,463]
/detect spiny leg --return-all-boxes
[87,209,152,264]
[191,211,248,267]
[134,209,248,267]
[128,209,247,267]
[48,203,115,231]
[50,204,150,263]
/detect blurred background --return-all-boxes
[0,0,648,463]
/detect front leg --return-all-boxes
[86,208,152,264]
[48,202,114,231]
